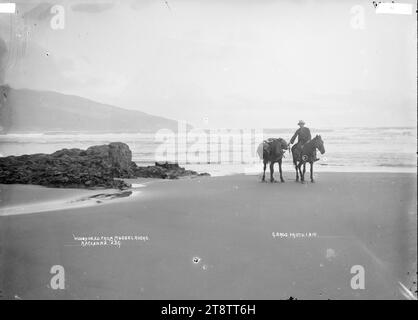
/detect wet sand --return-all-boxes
[0,172,416,299]
[0,178,155,216]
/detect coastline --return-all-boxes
[186,163,417,177]
[0,178,159,216]
[1,126,416,176]
[1,168,416,216]
[0,172,416,299]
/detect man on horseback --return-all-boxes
[289,120,319,162]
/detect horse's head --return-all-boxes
[314,135,325,154]
[270,138,288,157]
[277,138,288,150]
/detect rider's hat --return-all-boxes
[297,120,305,125]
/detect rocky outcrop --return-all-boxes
[0,143,210,189]
[131,161,210,179]
[0,142,132,189]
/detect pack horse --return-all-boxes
[257,138,288,183]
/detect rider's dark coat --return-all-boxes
[290,127,311,145]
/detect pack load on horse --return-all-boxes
[257,138,288,183]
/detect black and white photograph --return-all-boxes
[0,0,416,303]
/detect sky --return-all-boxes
[0,0,416,128]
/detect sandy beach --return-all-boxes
[0,172,416,300]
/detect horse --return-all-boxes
[291,135,325,183]
[257,138,288,183]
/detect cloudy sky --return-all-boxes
[0,0,416,128]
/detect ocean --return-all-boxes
[0,127,416,176]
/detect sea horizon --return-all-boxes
[0,126,416,176]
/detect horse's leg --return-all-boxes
[293,158,299,182]
[302,163,306,181]
[270,162,276,183]
[262,161,267,182]
[279,159,285,182]
[297,162,304,183]
[310,161,314,183]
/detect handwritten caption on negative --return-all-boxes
[272,232,318,239]
[72,234,149,248]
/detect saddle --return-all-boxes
[292,142,315,162]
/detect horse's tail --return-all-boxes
[256,143,264,160]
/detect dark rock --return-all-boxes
[130,161,210,179]
[85,143,132,177]
[0,142,210,189]
[155,161,181,170]
[0,142,132,189]
[198,172,211,176]
[131,164,168,179]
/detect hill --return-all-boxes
[0,86,181,133]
